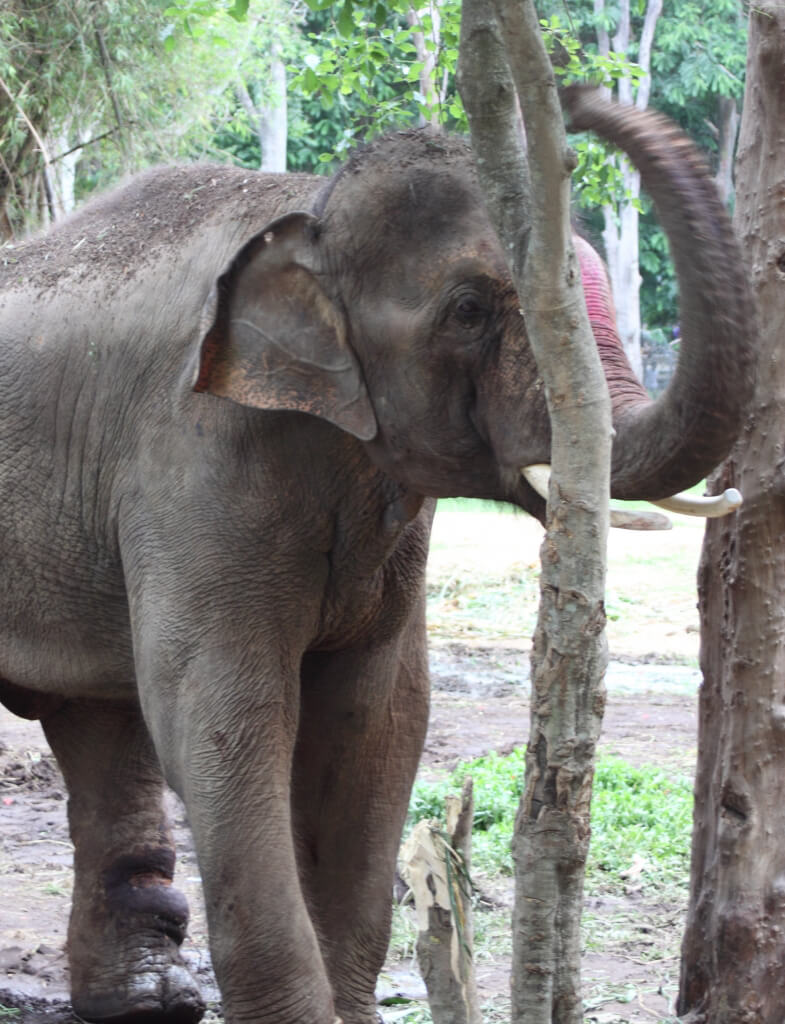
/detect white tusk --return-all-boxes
[521,464,551,500]
[521,465,742,527]
[523,464,671,529]
[651,488,742,518]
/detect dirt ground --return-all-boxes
[0,645,698,1024]
[1,512,702,1024]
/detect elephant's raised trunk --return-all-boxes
[563,88,756,501]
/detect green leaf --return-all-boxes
[337,1,354,38]
[303,68,319,93]
[227,0,249,21]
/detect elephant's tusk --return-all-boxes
[650,488,742,518]
[520,465,742,529]
[521,464,670,529]
[520,463,551,500]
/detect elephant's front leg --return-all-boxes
[293,615,430,1024]
[41,699,204,1024]
[138,642,336,1024]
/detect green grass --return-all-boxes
[407,750,692,893]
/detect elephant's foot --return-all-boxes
[69,851,205,1024]
[72,961,204,1024]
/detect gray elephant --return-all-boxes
[0,90,754,1024]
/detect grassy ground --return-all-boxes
[386,750,692,1024]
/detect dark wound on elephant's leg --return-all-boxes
[41,700,205,1024]
[104,848,190,946]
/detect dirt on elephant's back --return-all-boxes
[0,643,697,1023]
[0,165,320,293]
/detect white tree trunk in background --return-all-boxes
[236,48,287,173]
[714,95,740,206]
[48,129,87,219]
[408,3,445,127]
[260,55,287,173]
[595,0,662,382]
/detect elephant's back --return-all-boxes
[0,164,322,295]
[0,163,325,464]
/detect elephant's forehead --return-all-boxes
[415,236,510,288]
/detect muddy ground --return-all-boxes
[0,639,698,1024]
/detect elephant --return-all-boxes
[0,89,754,1024]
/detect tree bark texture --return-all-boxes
[459,4,611,1022]
[678,5,785,1021]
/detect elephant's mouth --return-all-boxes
[521,464,742,531]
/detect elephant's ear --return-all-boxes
[193,211,377,441]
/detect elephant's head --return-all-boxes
[194,92,755,521]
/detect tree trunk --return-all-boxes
[400,780,480,1024]
[602,167,642,380]
[260,55,287,173]
[458,3,611,1021]
[236,50,288,175]
[678,5,785,1021]
[407,3,443,127]
[714,95,739,207]
[594,0,662,382]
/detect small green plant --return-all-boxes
[408,751,692,891]
[0,1007,21,1020]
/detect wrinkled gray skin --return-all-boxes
[0,96,754,1024]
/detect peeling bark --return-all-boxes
[400,780,480,1024]
[678,4,785,1021]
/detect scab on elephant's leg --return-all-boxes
[41,699,204,1024]
[293,623,430,1024]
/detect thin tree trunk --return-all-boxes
[595,0,662,382]
[714,95,739,207]
[260,54,287,173]
[401,780,480,1024]
[407,3,443,127]
[458,3,611,1021]
[678,5,785,1021]
[236,53,288,174]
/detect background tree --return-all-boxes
[679,5,785,1021]
[0,0,293,236]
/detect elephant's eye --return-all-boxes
[452,294,486,328]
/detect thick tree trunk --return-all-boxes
[678,5,785,1021]
[458,4,610,1021]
